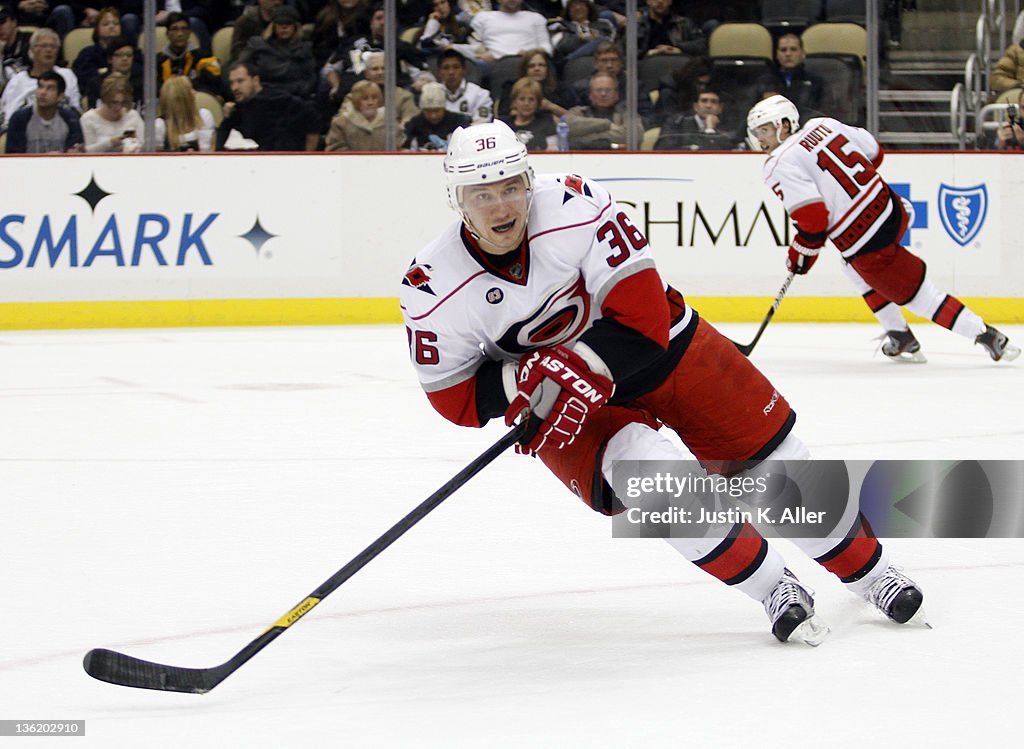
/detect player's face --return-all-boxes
[461,175,530,255]
[752,123,781,152]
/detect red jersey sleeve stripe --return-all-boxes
[599,268,670,347]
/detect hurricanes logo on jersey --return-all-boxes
[486,287,504,304]
[495,277,591,353]
[403,262,436,295]
[562,174,592,204]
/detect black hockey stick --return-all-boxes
[732,272,796,356]
[83,422,527,694]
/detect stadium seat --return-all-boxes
[761,0,821,33]
[194,90,223,127]
[561,55,594,86]
[61,28,94,68]
[400,26,422,45]
[212,25,232,64]
[641,127,661,150]
[488,55,523,99]
[804,53,863,124]
[638,55,692,96]
[802,23,866,69]
[708,57,774,131]
[708,23,773,61]
[824,0,867,25]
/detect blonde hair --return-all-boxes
[158,76,202,150]
[99,72,132,105]
[350,79,382,108]
[511,77,542,104]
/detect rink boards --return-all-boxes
[0,151,1020,329]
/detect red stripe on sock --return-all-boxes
[933,296,965,330]
[698,523,766,583]
[819,522,881,580]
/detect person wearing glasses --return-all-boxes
[83,36,142,110]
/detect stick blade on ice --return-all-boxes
[83,648,224,694]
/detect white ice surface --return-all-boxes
[1,323,1021,748]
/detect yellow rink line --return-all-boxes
[1,297,1023,330]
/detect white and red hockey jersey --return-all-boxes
[763,117,898,257]
[400,174,694,428]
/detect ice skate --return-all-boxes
[862,565,929,626]
[975,325,1021,362]
[762,569,830,645]
[880,328,926,363]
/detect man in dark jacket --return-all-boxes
[155,11,224,98]
[770,33,825,121]
[5,70,83,152]
[217,60,320,151]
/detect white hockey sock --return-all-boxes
[905,279,985,339]
[603,423,785,602]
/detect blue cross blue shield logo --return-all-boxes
[938,184,988,246]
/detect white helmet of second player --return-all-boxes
[746,95,800,152]
[444,120,534,219]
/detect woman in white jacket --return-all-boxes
[79,73,144,153]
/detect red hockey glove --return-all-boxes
[786,235,822,275]
[504,346,614,456]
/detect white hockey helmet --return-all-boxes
[443,120,534,217]
[746,94,800,152]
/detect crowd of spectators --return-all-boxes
[0,0,874,154]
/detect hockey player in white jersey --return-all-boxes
[748,94,1019,363]
[400,120,925,643]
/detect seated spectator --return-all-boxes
[1,2,31,92]
[769,33,824,121]
[994,88,1024,150]
[564,71,639,149]
[217,61,320,151]
[156,12,224,99]
[470,0,552,65]
[496,47,576,117]
[44,3,139,42]
[403,80,469,150]
[437,47,492,123]
[79,72,143,152]
[1,28,80,131]
[418,0,473,58]
[72,6,127,106]
[499,76,556,150]
[240,4,316,98]
[325,3,432,93]
[155,75,215,151]
[325,79,400,150]
[4,69,83,152]
[231,0,283,63]
[549,0,616,68]
[655,86,742,150]
[84,36,142,110]
[637,0,706,58]
[569,40,653,127]
[312,0,371,70]
[336,50,419,129]
[992,37,1024,94]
